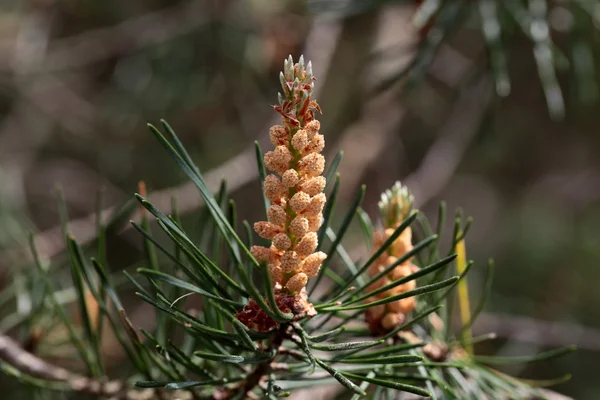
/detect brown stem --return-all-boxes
[215,327,287,400]
[0,333,195,400]
[0,333,128,397]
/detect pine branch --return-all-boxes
[214,328,287,400]
[0,333,200,399]
[0,40,579,400]
[0,333,128,398]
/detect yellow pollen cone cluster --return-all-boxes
[250,56,327,295]
[365,182,419,333]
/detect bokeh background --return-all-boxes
[1,0,599,398]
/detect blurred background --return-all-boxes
[1,0,599,398]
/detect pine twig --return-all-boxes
[0,333,130,397]
[213,328,287,400]
[0,333,192,400]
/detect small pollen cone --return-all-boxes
[365,182,419,335]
